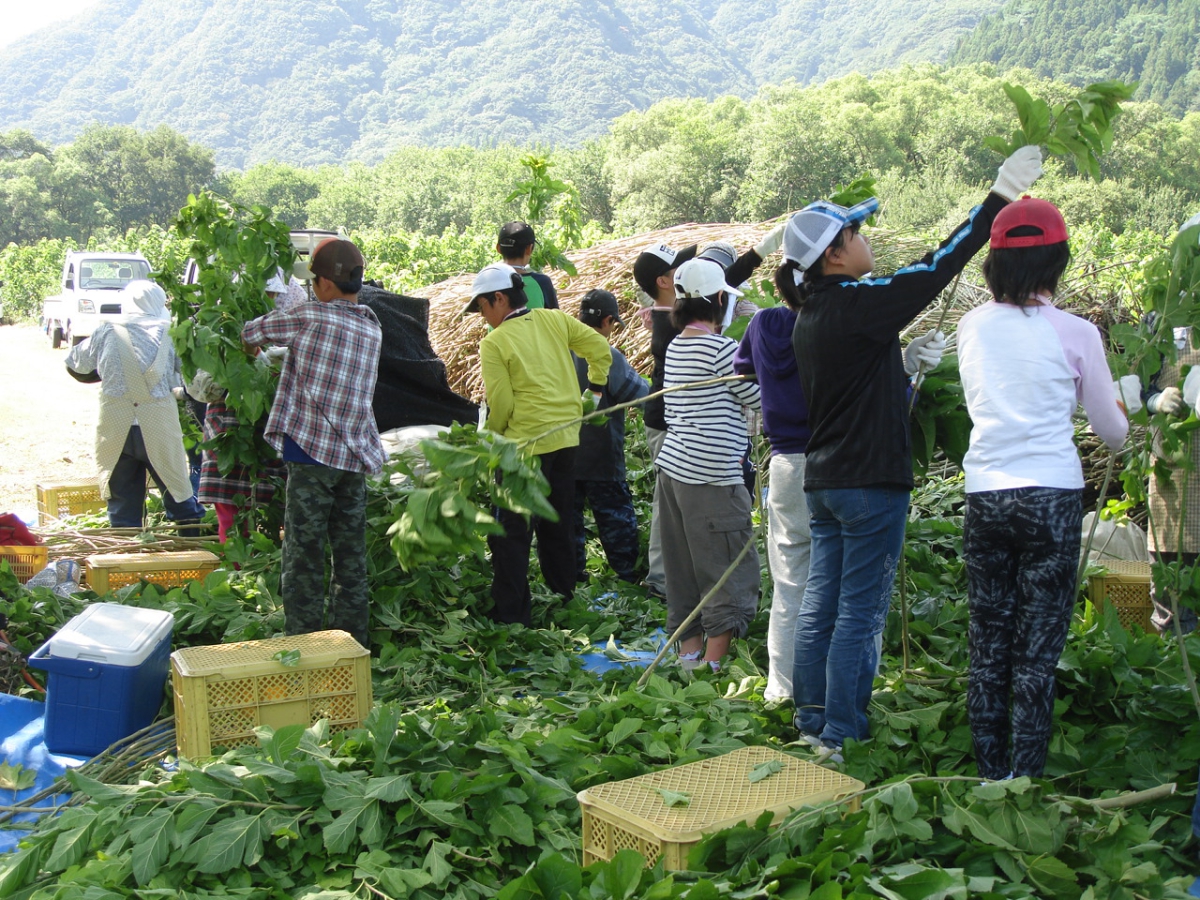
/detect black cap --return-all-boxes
[632,243,697,296]
[498,221,537,252]
[579,289,624,327]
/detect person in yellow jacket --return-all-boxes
[463,263,612,625]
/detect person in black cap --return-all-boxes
[497,221,559,310]
[572,289,649,585]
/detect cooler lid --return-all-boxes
[48,602,174,666]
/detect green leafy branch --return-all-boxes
[160,191,297,478]
[986,80,1136,178]
[506,154,585,276]
[386,422,557,571]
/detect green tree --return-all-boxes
[60,125,214,234]
[604,96,750,231]
[218,162,321,229]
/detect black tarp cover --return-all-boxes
[359,284,478,431]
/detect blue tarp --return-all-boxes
[0,693,87,854]
[580,625,668,674]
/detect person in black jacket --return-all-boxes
[783,145,1044,757]
[572,290,649,583]
[633,226,785,596]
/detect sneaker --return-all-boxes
[678,650,703,671]
[814,743,843,765]
[798,732,823,749]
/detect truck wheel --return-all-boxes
[71,333,85,346]
[51,324,64,349]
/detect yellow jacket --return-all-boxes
[480,308,612,455]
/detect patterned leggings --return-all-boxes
[963,487,1082,780]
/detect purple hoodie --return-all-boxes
[733,306,811,456]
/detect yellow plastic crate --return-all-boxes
[1088,560,1154,632]
[577,746,864,869]
[0,545,49,584]
[84,550,220,594]
[37,478,106,524]
[171,630,372,759]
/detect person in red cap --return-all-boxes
[957,197,1129,780]
[241,238,384,649]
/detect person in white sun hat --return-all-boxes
[781,145,1044,760]
[655,257,762,672]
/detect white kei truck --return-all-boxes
[42,251,153,348]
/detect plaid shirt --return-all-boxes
[242,300,385,474]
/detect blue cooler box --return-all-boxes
[28,603,174,756]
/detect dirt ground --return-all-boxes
[0,323,99,521]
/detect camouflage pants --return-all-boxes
[963,487,1081,780]
[574,479,641,582]
[282,462,370,648]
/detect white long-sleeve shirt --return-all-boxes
[957,300,1128,493]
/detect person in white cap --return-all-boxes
[66,279,204,530]
[781,146,1045,759]
[464,263,612,627]
[656,257,762,671]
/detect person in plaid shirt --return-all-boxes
[242,238,384,648]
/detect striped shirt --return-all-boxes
[242,300,385,474]
[657,333,761,485]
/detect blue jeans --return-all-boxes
[108,426,205,529]
[793,487,909,744]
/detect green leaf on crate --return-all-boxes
[655,788,691,807]
[271,648,301,667]
[747,760,784,784]
[0,761,36,792]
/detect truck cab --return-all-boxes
[43,251,153,347]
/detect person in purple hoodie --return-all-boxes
[733,296,812,702]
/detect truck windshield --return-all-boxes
[78,259,151,290]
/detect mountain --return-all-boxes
[951,0,1200,115]
[0,0,1005,168]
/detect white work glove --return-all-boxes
[754,222,787,259]
[1184,367,1200,410]
[185,369,226,403]
[1147,386,1186,416]
[991,145,1044,202]
[263,346,288,362]
[903,330,948,377]
[1112,375,1143,415]
[171,386,186,401]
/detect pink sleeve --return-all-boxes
[1049,310,1127,450]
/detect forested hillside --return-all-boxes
[952,0,1200,114]
[4,64,1200,323]
[0,0,1004,168]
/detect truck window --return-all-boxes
[78,259,152,290]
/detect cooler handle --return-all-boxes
[26,643,102,678]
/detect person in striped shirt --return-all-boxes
[656,258,762,671]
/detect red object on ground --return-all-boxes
[0,514,41,546]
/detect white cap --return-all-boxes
[461,263,522,315]
[673,258,742,301]
[782,198,879,270]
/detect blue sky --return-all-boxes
[3,0,102,49]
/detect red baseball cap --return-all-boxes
[990,197,1068,248]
